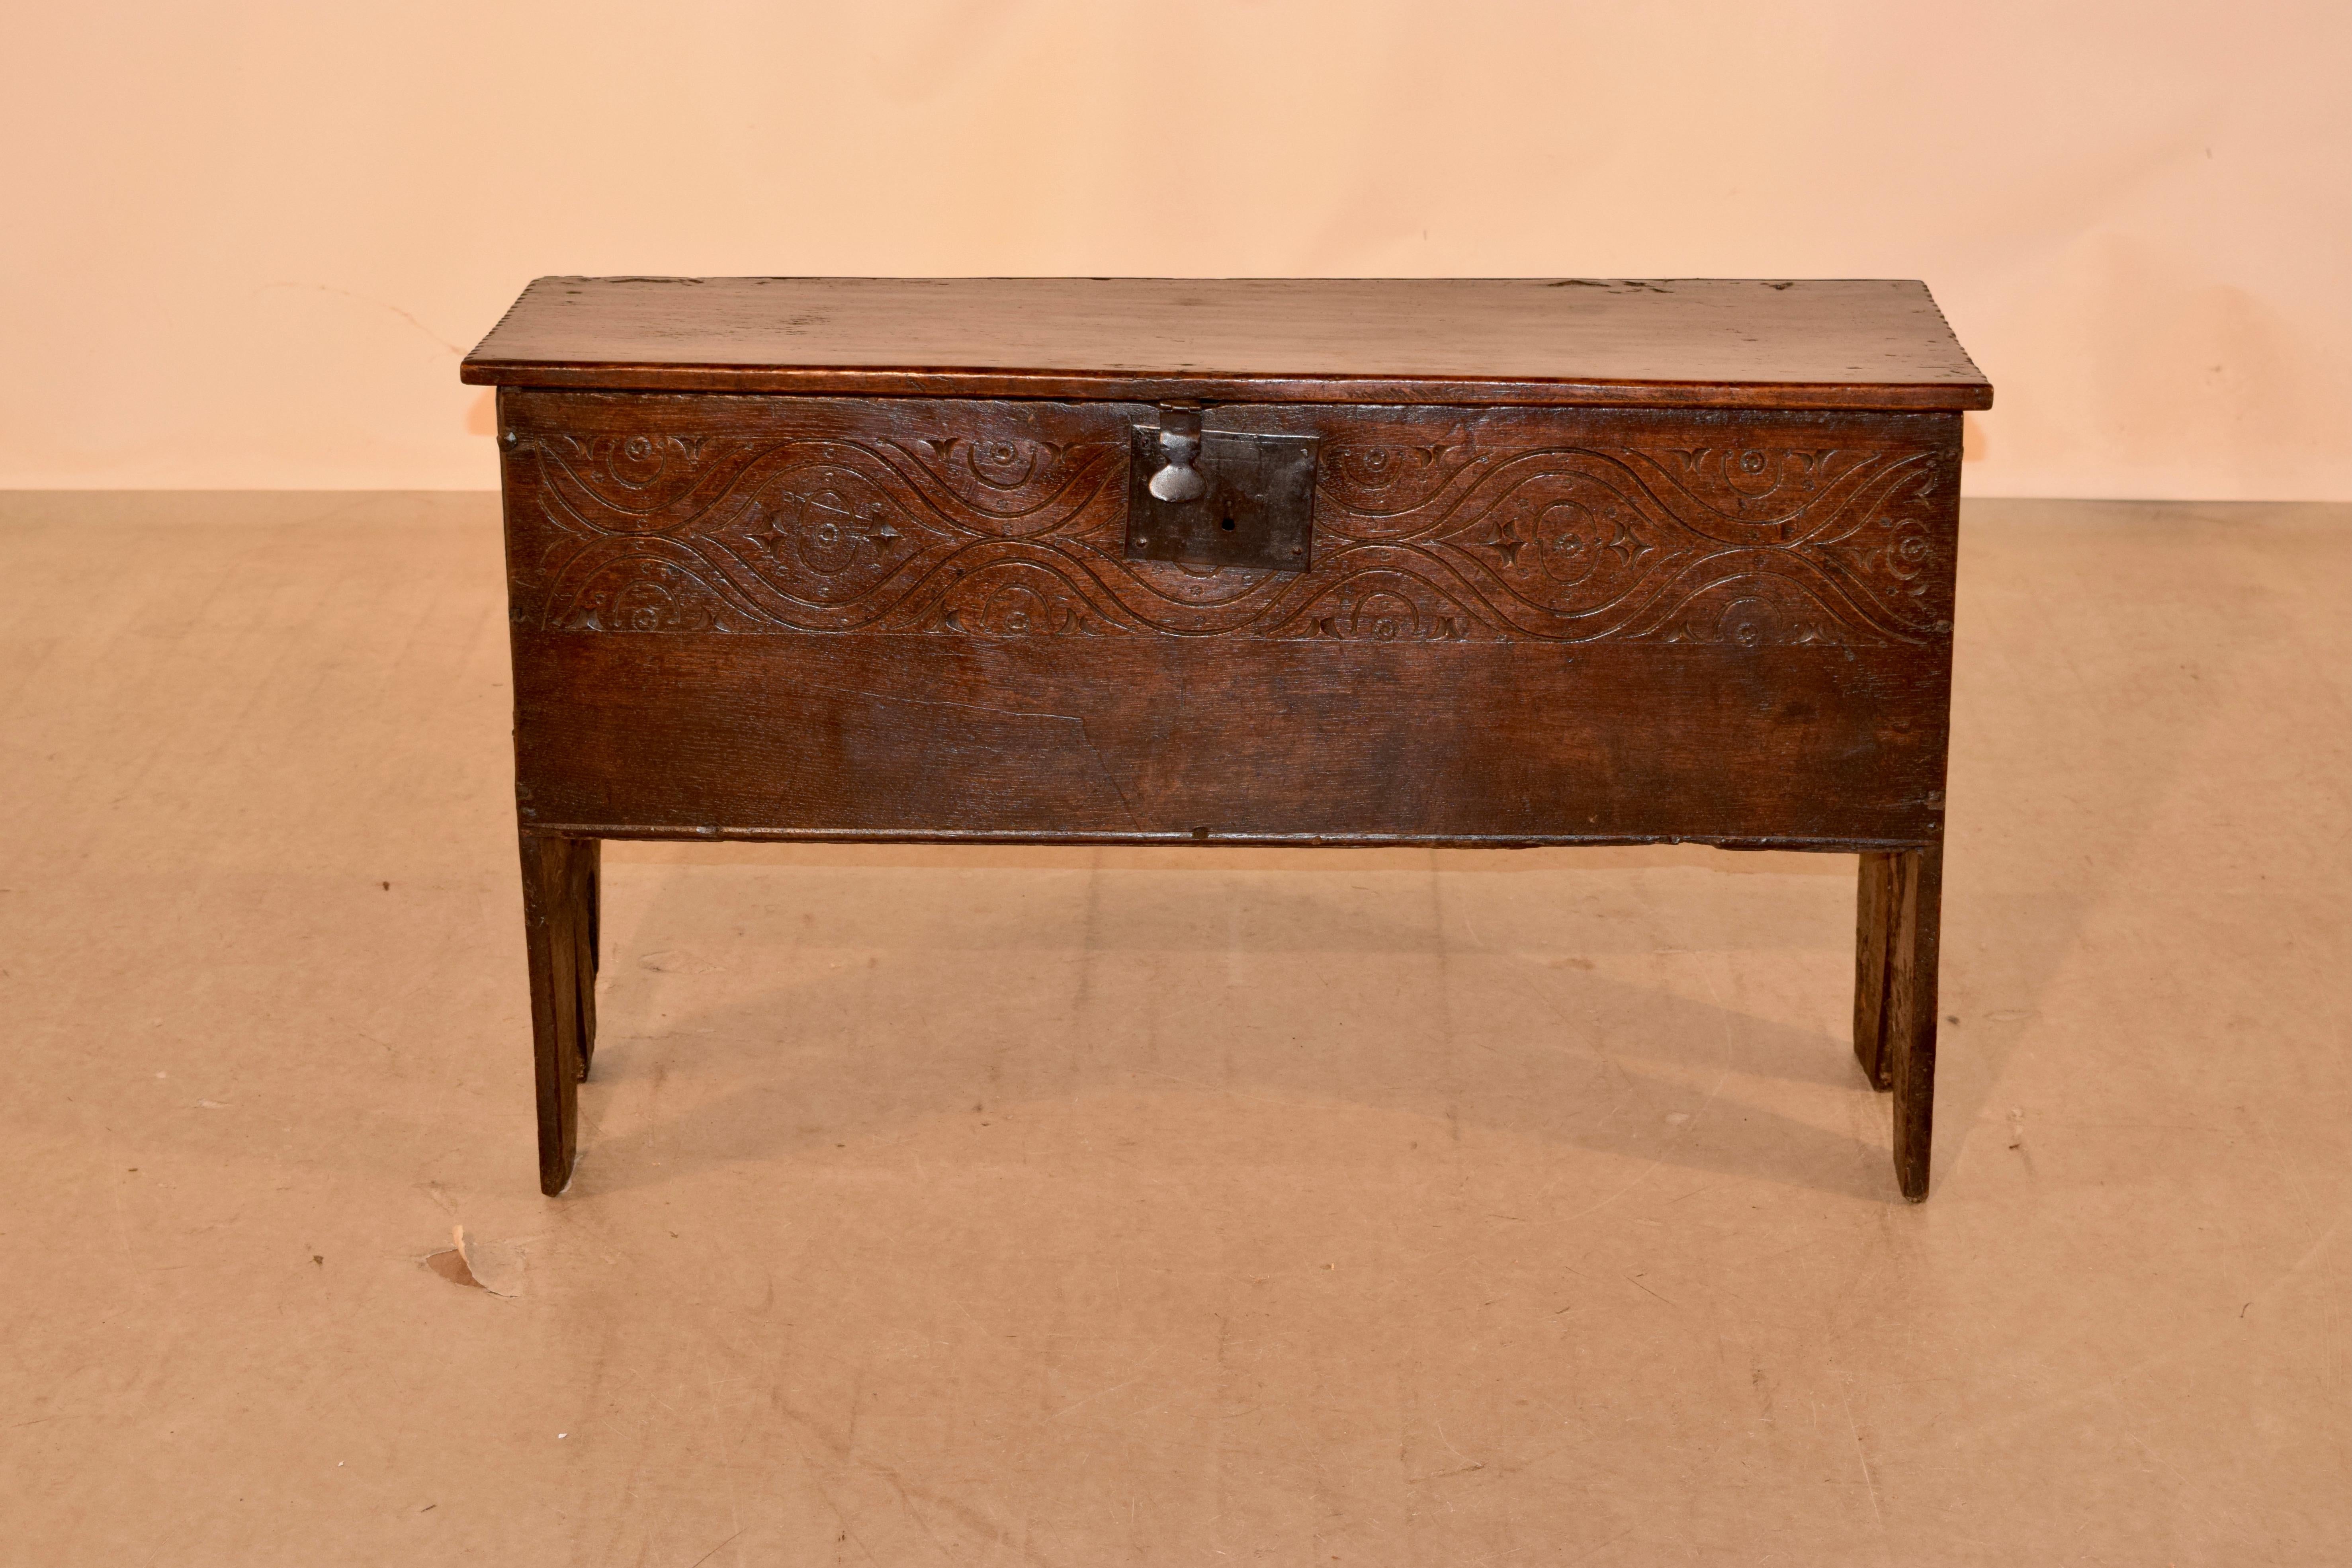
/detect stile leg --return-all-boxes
[519,832,595,1195]
[1853,852,1898,1092]
[1855,845,1945,1199]
[585,838,601,972]
[1887,844,1945,1202]
[571,839,601,1080]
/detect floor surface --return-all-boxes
[2,493,2346,1565]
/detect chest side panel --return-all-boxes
[498,391,1959,845]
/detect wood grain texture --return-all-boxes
[498,392,1961,649]
[518,832,593,1195]
[498,392,1957,852]
[1888,844,1945,1202]
[463,278,1994,411]
[570,837,600,1081]
[509,632,1950,848]
[1854,851,1898,1091]
[487,279,1982,1200]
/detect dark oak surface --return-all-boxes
[480,278,1980,1200]
[498,390,1957,851]
[497,392,1959,645]
[463,278,1993,411]
[511,634,1950,849]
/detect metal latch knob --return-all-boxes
[1127,405,1319,574]
[1147,405,1206,503]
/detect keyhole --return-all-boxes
[1220,515,1237,531]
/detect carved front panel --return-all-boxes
[500,393,1959,647]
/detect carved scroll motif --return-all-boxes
[508,412,1957,645]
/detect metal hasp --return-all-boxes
[1126,407,1319,573]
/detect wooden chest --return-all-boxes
[461,277,1992,1200]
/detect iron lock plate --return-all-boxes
[1125,419,1319,573]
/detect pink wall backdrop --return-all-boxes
[7,0,2346,498]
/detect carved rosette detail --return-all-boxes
[562,557,733,633]
[1655,576,1858,647]
[1638,445,1878,521]
[725,466,926,604]
[924,561,1128,637]
[1318,441,1470,523]
[507,404,1955,645]
[1265,569,1489,643]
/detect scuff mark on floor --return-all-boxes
[424,1225,528,1296]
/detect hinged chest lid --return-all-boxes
[461,276,1990,411]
